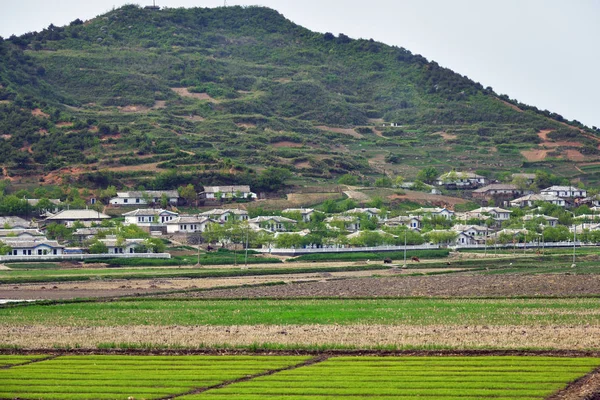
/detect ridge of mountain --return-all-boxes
[0,5,599,191]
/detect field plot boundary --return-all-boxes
[160,355,328,399]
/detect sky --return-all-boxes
[2,0,599,129]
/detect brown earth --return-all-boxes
[436,131,458,140]
[31,108,49,118]
[171,87,218,102]
[521,149,549,162]
[565,149,586,161]
[315,126,362,138]
[272,141,303,148]
[388,190,468,207]
[163,273,600,299]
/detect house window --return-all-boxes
[13,250,17,255]
[53,249,57,255]
[124,199,128,203]
[130,248,134,254]
[136,198,140,203]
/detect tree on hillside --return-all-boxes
[416,167,439,184]
[178,184,197,206]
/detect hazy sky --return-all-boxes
[3,1,599,128]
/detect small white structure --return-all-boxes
[122,209,179,226]
[385,216,422,230]
[44,209,111,227]
[198,209,249,222]
[435,172,488,188]
[523,214,559,227]
[199,186,256,201]
[452,225,491,243]
[0,216,35,229]
[345,208,387,221]
[109,190,179,206]
[248,216,297,232]
[324,215,361,232]
[166,216,214,233]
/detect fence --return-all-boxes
[451,241,585,250]
[0,253,171,262]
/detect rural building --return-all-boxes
[472,184,529,203]
[523,214,558,227]
[123,209,179,227]
[345,208,387,221]
[469,207,512,221]
[540,186,587,199]
[385,216,422,230]
[109,190,180,206]
[510,194,565,208]
[43,209,111,227]
[412,207,455,220]
[99,237,145,254]
[2,238,64,256]
[166,216,214,233]
[248,216,297,232]
[282,208,316,222]
[511,173,537,185]
[0,216,35,229]
[435,171,488,188]
[198,209,249,222]
[324,216,361,232]
[199,186,256,201]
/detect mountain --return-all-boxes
[1,5,599,191]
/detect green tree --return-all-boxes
[0,240,12,255]
[416,167,439,184]
[144,238,166,253]
[178,184,197,206]
[89,240,108,254]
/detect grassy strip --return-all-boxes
[2,298,600,326]
[289,249,449,262]
[0,355,48,368]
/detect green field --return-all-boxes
[0,355,596,400]
[2,298,600,327]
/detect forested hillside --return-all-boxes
[1,5,598,191]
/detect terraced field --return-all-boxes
[0,355,597,400]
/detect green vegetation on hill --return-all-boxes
[1,5,598,190]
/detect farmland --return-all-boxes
[0,355,598,399]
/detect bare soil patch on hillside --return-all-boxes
[168,273,600,299]
[272,141,303,148]
[388,190,468,206]
[498,98,524,113]
[538,129,552,141]
[315,126,362,138]
[436,131,458,140]
[31,108,49,118]
[565,149,586,161]
[521,149,549,161]
[171,87,218,102]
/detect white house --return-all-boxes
[511,173,537,185]
[324,215,361,232]
[412,207,454,220]
[510,194,565,208]
[0,229,45,239]
[99,237,145,254]
[43,209,111,227]
[248,216,297,232]
[282,208,316,222]
[541,186,587,199]
[345,208,387,221]
[3,239,64,256]
[198,209,249,222]
[435,172,488,188]
[452,224,491,241]
[109,190,179,206]
[199,186,256,201]
[0,216,35,229]
[523,214,558,227]
[122,209,179,227]
[166,216,214,234]
[385,216,422,230]
[469,207,512,221]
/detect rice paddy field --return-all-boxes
[0,355,598,400]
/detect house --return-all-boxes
[581,195,600,207]
[43,209,111,227]
[99,236,145,254]
[109,190,179,206]
[0,216,35,229]
[571,223,600,233]
[469,207,512,221]
[73,227,113,242]
[385,216,422,230]
[282,208,316,223]
[541,186,587,199]
[123,209,179,227]
[345,208,387,221]
[324,216,361,232]
[2,238,64,256]
[199,186,256,201]
[435,171,488,188]
[452,224,491,242]
[412,207,454,220]
[523,214,558,227]
[248,216,296,232]
[26,199,62,213]
[511,173,537,185]
[510,194,565,208]
[166,216,214,234]
[472,184,529,203]
[198,209,249,222]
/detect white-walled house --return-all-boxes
[435,172,488,188]
[452,224,490,240]
[523,214,558,227]
[198,209,249,222]
[282,208,316,222]
[325,216,361,232]
[109,191,179,206]
[166,216,214,234]
[540,186,587,199]
[123,209,179,227]
[412,207,454,220]
[248,216,297,232]
[99,237,145,254]
[199,186,256,201]
[3,239,64,256]
[469,207,512,221]
[0,216,35,229]
[385,216,422,230]
[345,208,387,221]
[510,194,565,208]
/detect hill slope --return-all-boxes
[1,5,599,190]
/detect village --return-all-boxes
[0,171,599,262]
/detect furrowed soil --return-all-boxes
[162,273,600,299]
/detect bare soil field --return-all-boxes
[171,87,218,102]
[315,125,362,138]
[164,273,600,299]
[388,190,468,206]
[521,149,549,161]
